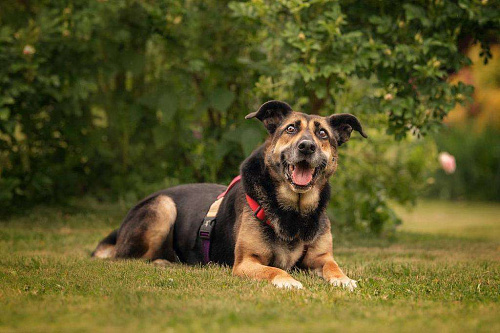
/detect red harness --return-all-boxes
[216,175,272,227]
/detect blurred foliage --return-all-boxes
[427,125,500,201]
[0,0,498,234]
[446,44,500,130]
[428,44,500,202]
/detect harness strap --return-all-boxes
[199,177,241,264]
[217,175,242,200]
[199,196,223,264]
[245,194,272,226]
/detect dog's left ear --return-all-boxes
[328,113,368,146]
[245,100,293,134]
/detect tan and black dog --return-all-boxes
[92,100,367,290]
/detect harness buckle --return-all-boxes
[199,217,216,240]
[253,206,262,220]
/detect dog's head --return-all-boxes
[246,100,367,193]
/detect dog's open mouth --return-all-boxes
[285,161,318,188]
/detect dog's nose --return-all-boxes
[298,140,316,155]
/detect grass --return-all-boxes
[0,199,499,332]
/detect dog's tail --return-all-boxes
[91,229,118,259]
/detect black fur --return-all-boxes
[329,113,368,146]
[245,100,293,134]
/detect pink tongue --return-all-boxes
[292,167,314,186]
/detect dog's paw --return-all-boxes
[272,276,303,290]
[329,276,358,291]
[152,259,173,267]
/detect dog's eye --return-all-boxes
[286,125,297,134]
[318,129,328,139]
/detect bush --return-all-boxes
[0,0,259,207]
[0,0,498,233]
[329,133,437,235]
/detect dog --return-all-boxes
[92,100,367,290]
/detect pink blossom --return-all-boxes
[23,45,35,55]
[438,152,456,174]
[384,93,394,101]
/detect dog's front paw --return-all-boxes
[329,276,357,291]
[272,276,303,289]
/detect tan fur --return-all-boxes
[298,187,321,213]
[143,195,177,260]
[276,183,320,213]
[92,243,115,259]
[276,183,298,209]
[272,241,306,270]
[153,259,174,267]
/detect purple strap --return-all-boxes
[202,238,211,264]
[199,217,215,264]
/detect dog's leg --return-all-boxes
[301,226,357,291]
[114,195,177,262]
[92,229,118,258]
[233,256,303,289]
[233,211,303,289]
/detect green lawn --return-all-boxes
[1,199,499,332]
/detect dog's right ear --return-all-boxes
[245,100,293,134]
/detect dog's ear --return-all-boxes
[328,113,368,146]
[245,100,293,134]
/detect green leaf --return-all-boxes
[121,51,145,75]
[403,4,431,27]
[215,141,232,161]
[152,125,170,149]
[0,108,10,121]
[208,88,235,113]
[239,126,263,156]
[158,92,178,123]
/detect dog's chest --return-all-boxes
[271,242,306,271]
